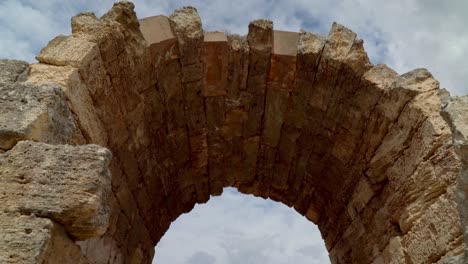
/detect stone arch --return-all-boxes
[0,2,467,264]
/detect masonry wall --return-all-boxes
[0,2,467,264]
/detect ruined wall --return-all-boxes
[0,2,467,264]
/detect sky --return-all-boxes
[1,1,467,263]
[155,187,329,264]
[0,0,467,95]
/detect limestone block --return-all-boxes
[77,236,115,264]
[401,186,462,264]
[323,23,357,60]
[140,15,175,45]
[190,131,209,172]
[156,60,188,132]
[263,89,289,147]
[243,19,273,138]
[442,95,468,261]
[36,35,99,68]
[0,213,88,264]
[272,32,326,199]
[435,244,465,264]
[0,59,29,84]
[380,236,406,264]
[262,30,298,148]
[0,141,112,240]
[347,178,375,219]
[226,34,249,100]
[169,7,204,66]
[100,1,146,53]
[287,31,325,129]
[71,12,126,65]
[309,23,356,112]
[354,64,400,162]
[269,30,299,91]
[262,89,290,193]
[26,63,108,146]
[366,69,440,183]
[204,32,228,97]
[139,15,179,60]
[0,81,75,150]
[169,6,206,134]
[248,19,274,53]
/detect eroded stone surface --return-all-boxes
[442,96,468,263]
[0,81,75,150]
[0,59,29,84]
[0,141,112,240]
[0,213,88,264]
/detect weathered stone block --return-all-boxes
[0,59,29,84]
[0,141,112,240]
[26,63,108,146]
[0,82,75,150]
[139,15,179,60]
[169,7,204,66]
[0,213,88,264]
[36,36,99,68]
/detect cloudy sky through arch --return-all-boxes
[154,187,329,264]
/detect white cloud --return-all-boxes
[1,0,466,95]
[154,188,329,264]
[1,0,466,94]
[186,251,217,264]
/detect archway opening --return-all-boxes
[153,187,329,264]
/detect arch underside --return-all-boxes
[0,2,467,264]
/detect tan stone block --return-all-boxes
[169,7,204,65]
[139,15,177,59]
[0,214,85,264]
[0,82,75,150]
[402,186,462,264]
[381,236,406,264]
[27,63,108,146]
[0,141,112,240]
[36,36,99,68]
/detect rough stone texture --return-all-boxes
[0,64,76,149]
[0,59,29,84]
[442,96,468,263]
[1,1,467,263]
[0,214,89,264]
[0,141,112,240]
